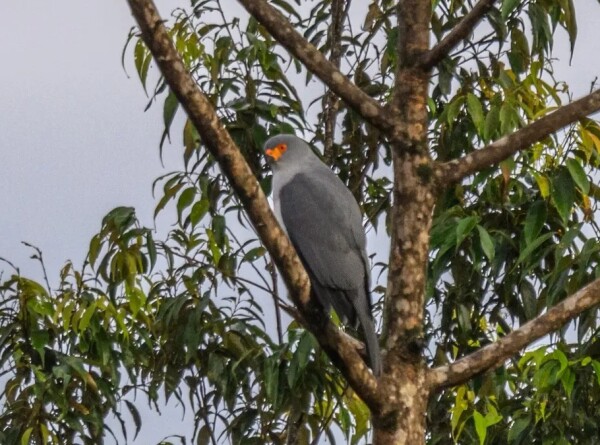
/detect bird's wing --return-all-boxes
[279,170,381,375]
[278,171,367,291]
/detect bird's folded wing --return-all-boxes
[279,172,366,291]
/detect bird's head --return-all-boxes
[263,134,314,168]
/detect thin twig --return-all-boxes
[21,242,52,294]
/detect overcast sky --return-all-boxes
[1,1,599,444]
[0,0,181,280]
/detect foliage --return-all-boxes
[2,0,600,444]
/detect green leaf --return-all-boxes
[520,279,537,320]
[128,286,146,316]
[79,302,97,332]
[146,231,157,270]
[39,424,50,445]
[560,368,575,398]
[552,169,576,223]
[103,206,136,231]
[559,0,578,55]
[264,358,279,401]
[508,417,531,442]
[155,183,184,219]
[296,332,314,370]
[533,172,551,198]
[509,28,530,73]
[242,247,266,262]
[502,0,520,19]
[31,329,50,353]
[566,158,589,194]
[160,90,180,149]
[467,93,485,135]
[125,400,142,440]
[446,97,464,125]
[516,232,554,266]
[21,427,33,445]
[524,200,547,245]
[456,216,479,247]
[177,187,197,222]
[484,105,500,142]
[183,119,200,167]
[89,234,102,268]
[133,39,151,91]
[484,403,503,426]
[190,199,210,226]
[451,386,470,436]
[473,410,487,445]
[197,425,211,445]
[591,360,600,386]
[212,215,227,248]
[217,254,236,278]
[477,225,495,261]
[500,102,518,135]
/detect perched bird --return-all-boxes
[264,134,381,376]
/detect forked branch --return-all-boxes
[438,89,600,184]
[420,0,498,70]
[126,0,380,409]
[236,0,396,135]
[429,277,600,390]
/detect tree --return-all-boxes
[2,0,600,443]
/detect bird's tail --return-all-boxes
[359,312,382,376]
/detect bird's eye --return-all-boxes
[278,144,287,153]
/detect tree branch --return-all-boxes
[322,0,348,164]
[428,277,600,390]
[236,0,396,135]
[437,89,600,184]
[419,0,498,70]
[126,0,381,410]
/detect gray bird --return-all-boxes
[264,134,381,376]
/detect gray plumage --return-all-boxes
[264,134,381,376]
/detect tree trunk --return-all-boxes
[373,1,433,443]
[373,363,430,444]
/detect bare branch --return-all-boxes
[126,0,381,409]
[236,0,396,135]
[428,278,600,390]
[322,0,348,164]
[437,89,600,184]
[420,0,498,70]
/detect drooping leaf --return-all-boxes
[524,200,547,245]
[552,168,576,223]
[566,158,589,194]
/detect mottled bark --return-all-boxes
[374,0,433,443]
[126,0,380,408]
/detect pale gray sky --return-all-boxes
[1,1,599,444]
[0,0,181,280]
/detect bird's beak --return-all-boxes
[265,143,287,162]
